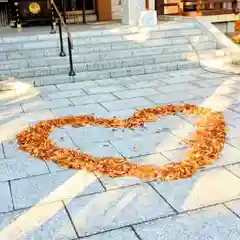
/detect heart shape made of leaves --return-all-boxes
[17,104,226,180]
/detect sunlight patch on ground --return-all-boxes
[0,171,95,239]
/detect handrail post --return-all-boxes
[67,36,76,76]
[62,0,66,23]
[50,2,56,33]
[14,2,21,28]
[82,0,86,24]
[58,19,66,56]
[51,0,76,76]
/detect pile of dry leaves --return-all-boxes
[17,104,226,180]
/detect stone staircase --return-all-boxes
[0,21,231,87]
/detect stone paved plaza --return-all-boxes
[0,68,240,239]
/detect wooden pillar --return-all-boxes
[146,0,149,9]
[96,0,112,21]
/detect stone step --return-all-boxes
[0,41,217,72]
[0,28,203,53]
[1,35,211,61]
[0,21,197,45]
[0,50,228,89]
[31,60,200,86]
[1,60,199,88]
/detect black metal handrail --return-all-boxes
[50,0,75,76]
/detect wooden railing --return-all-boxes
[155,0,239,16]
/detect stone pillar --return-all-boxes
[121,0,145,25]
[121,0,157,26]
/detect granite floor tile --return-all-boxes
[134,205,240,240]
[51,103,108,118]
[124,79,165,89]
[69,93,117,106]
[150,168,240,212]
[57,81,98,91]
[0,104,23,116]
[22,99,71,112]
[98,153,170,190]
[111,132,182,158]
[225,199,240,217]
[66,125,139,144]
[157,82,200,93]
[162,144,240,168]
[146,91,197,104]
[65,184,175,237]
[41,89,86,100]
[95,77,136,86]
[113,88,159,99]
[81,228,139,240]
[2,138,31,159]
[0,157,49,182]
[182,95,234,111]
[0,182,13,213]
[0,142,4,159]
[11,170,104,209]
[0,202,77,240]
[101,97,153,111]
[131,73,170,82]
[225,163,240,178]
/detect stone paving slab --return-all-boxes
[146,91,197,104]
[225,199,240,217]
[0,182,13,213]
[41,89,87,100]
[0,143,4,159]
[182,95,235,111]
[131,73,171,82]
[134,205,240,240]
[0,201,77,240]
[101,97,153,111]
[51,103,108,118]
[0,104,23,116]
[135,115,195,138]
[157,82,201,93]
[189,85,240,98]
[113,88,160,99]
[66,125,139,144]
[225,163,240,177]
[34,85,60,93]
[97,153,170,190]
[69,93,118,106]
[0,157,49,182]
[95,77,137,86]
[11,170,104,209]
[50,128,76,149]
[162,75,200,84]
[81,228,139,240]
[150,168,240,212]
[22,99,72,112]
[111,132,183,158]
[124,79,166,89]
[57,81,98,90]
[192,76,240,88]
[1,68,240,238]
[65,184,175,237]
[162,144,240,168]
[84,85,126,95]
[2,139,32,159]
[230,104,240,114]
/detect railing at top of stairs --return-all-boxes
[50,0,76,76]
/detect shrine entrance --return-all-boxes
[65,0,97,23]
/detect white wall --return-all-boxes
[111,0,121,19]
